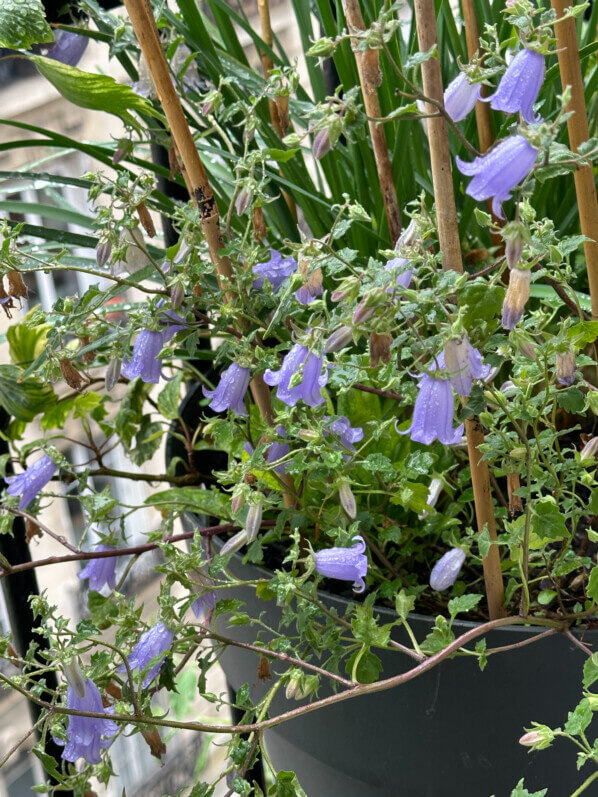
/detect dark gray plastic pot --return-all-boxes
[210,537,595,797]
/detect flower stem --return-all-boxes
[552,0,598,320]
[341,0,402,242]
[570,769,598,797]
[413,0,505,619]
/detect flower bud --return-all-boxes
[235,187,252,216]
[518,725,554,750]
[112,138,131,165]
[580,437,598,461]
[331,288,350,303]
[518,731,543,747]
[517,339,536,361]
[369,332,392,368]
[353,301,375,325]
[96,240,112,268]
[285,669,318,700]
[429,548,466,591]
[170,282,185,310]
[338,481,357,521]
[231,493,245,516]
[6,271,28,300]
[245,499,263,543]
[556,349,576,386]
[397,217,418,248]
[63,657,86,698]
[313,128,332,160]
[105,358,121,392]
[136,202,156,238]
[324,326,354,354]
[220,529,248,556]
[418,477,443,520]
[298,429,319,442]
[502,268,531,330]
[60,359,84,391]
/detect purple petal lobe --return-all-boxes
[314,536,368,593]
[203,362,250,415]
[488,48,545,124]
[62,679,117,764]
[6,455,56,510]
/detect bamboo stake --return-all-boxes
[342,0,402,242]
[552,0,598,320]
[123,0,279,426]
[414,0,505,618]
[413,0,462,273]
[460,0,494,155]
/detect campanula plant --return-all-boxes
[1,0,598,795]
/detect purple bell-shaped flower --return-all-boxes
[59,678,117,764]
[326,416,364,453]
[245,426,290,474]
[444,72,480,122]
[45,30,89,67]
[121,329,166,384]
[264,343,328,407]
[314,536,368,593]
[385,256,413,290]
[253,249,298,290]
[118,622,174,688]
[6,455,56,510]
[203,362,251,416]
[402,355,463,446]
[78,545,118,592]
[488,48,545,124]
[429,548,466,591]
[456,135,538,218]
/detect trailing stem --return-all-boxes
[413,0,505,618]
[551,0,598,320]
[341,0,402,242]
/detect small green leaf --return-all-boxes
[530,499,568,541]
[87,590,118,630]
[0,364,55,422]
[537,589,557,605]
[271,770,307,797]
[265,148,299,163]
[29,55,160,124]
[564,698,593,735]
[587,567,598,603]
[448,594,482,618]
[345,647,383,685]
[583,653,598,689]
[395,589,416,622]
[557,388,585,414]
[509,779,547,797]
[0,0,53,49]
[157,372,184,420]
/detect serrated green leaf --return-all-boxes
[395,589,416,621]
[145,487,231,519]
[530,499,568,541]
[583,653,598,689]
[29,55,160,125]
[557,388,585,414]
[587,567,598,603]
[448,594,483,618]
[345,647,383,685]
[509,779,547,797]
[0,0,52,49]
[87,590,118,630]
[157,372,184,420]
[564,698,593,735]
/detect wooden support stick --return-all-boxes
[414,0,505,618]
[552,0,598,320]
[342,0,402,242]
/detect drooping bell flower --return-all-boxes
[6,455,56,510]
[118,622,174,688]
[444,72,480,122]
[203,362,251,416]
[264,343,328,407]
[295,263,323,305]
[325,416,364,454]
[252,249,298,290]
[314,536,368,593]
[245,426,290,474]
[324,326,353,354]
[488,48,545,124]
[443,336,490,397]
[556,349,576,386]
[502,267,531,330]
[121,329,167,384]
[456,135,538,218]
[418,477,444,520]
[385,256,413,289]
[78,545,118,592]
[402,356,463,446]
[191,589,218,619]
[45,30,89,66]
[59,679,117,764]
[429,548,466,591]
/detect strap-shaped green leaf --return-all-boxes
[0,0,52,49]
[29,55,161,125]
